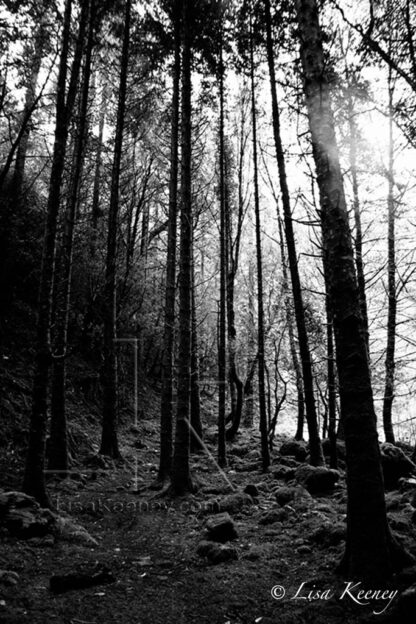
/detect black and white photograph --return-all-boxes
[1,0,416,622]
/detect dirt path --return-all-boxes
[1,422,414,624]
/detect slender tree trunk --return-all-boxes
[326,293,337,469]
[90,77,108,257]
[158,4,181,483]
[217,35,227,468]
[171,0,194,494]
[296,0,412,580]
[190,245,203,451]
[278,217,305,440]
[250,14,269,471]
[348,98,370,352]
[100,0,132,458]
[23,0,85,506]
[382,73,396,445]
[243,255,256,427]
[264,0,323,465]
[49,0,95,475]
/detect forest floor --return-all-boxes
[2,401,416,624]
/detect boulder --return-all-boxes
[279,440,308,462]
[294,465,339,494]
[308,522,346,547]
[196,540,238,564]
[274,486,297,506]
[229,445,250,458]
[381,443,416,489]
[244,484,259,497]
[272,465,296,481]
[205,492,253,515]
[277,457,301,468]
[205,512,238,543]
[0,492,56,539]
[259,507,288,525]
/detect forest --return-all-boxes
[2,0,416,622]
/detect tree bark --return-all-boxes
[217,33,227,468]
[100,0,132,458]
[49,0,95,476]
[23,0,83,506]
[190,243,203,451]
[348,97,370,352]
[382,72,396,445]
[171,0,194,494]
[264,0,323,465]
[277,217,305,441]
[296,0,412,580]
[158,2,181,483]
[250,12,269,471]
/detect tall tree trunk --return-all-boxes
[23,0,86,506]
[348,97,370,352]
[49,0,95,476]
[100,0,132,458]
[158,3,181,483]
[278,217,305,440]
[171,0,194,494]
[190,244,203,451]
[250,14,270,471]
[326,292,337,469]
[264,0,323,465]
[225,152,244,441]
[217,34,227,468]
[90,77,108,257]
[382,72,396,445]
[243,255,256,427]
[296,0,412,580]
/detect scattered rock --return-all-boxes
[381,443,416,489]
[259,507,288,525]
[243,543,274,560]
[205,492,253,515]
[276,456,301,469]
[273,485,312,507]
[274,486,297,506]
[272,465,296,481]
[205,512,238,543]
[196,540,238,564]
[6,506,56,539]
[234,461,259,473]
[0,571,19,586]
[244,484,259,497]
[279,440,308,462]
[229,445,250,458]
[50,564,115,594]
[294,465,339,494]
[308,522,346,547]
[53,516,98,547]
